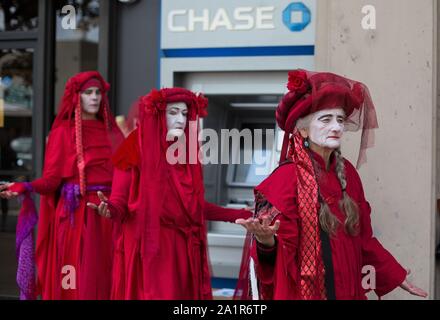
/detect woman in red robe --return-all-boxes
[235,70,427,300]
[0,71,123,300]
[88,88,251,299]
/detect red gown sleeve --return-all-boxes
[30,126,74,194]
[252,163,300,300]
[251,194,299,300]
[31,178,62,195]
[112,128,140,170]
[108,129,141,222]
[345,161,407,298]
[203,201,251,222]
[107,168,132,223]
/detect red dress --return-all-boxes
[33,120,117,299]
[108,130,250,299]
[251,151,406,300]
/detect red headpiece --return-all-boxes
[79,77,103,92]
[276,69,378,168]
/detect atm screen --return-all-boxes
[228,122,275,186]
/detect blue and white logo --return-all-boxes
[283,2,311,32]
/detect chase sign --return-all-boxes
[161,0,316,51]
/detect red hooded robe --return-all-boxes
[12,71,123,300]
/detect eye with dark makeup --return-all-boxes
[318,114,345,124]
[167,108,188,117]
[83,89,101,95]
[168,108,179,115]
[318,115,332,123]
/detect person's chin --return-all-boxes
[325,142,341,149]
[85,107,99,115]
[167,129,185,139]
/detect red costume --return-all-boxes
[11,71,123,299]
[107,88,250,299]
[235,70,407,300]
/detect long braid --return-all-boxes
[334,149,347,190]
[334,149,359,236]
[309,152,340,237]
[102,97,111,131]
[75,100,86,196]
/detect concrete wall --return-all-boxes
[436,0,440,300]
[315,0,437,299]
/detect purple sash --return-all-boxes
[61,183,111,226]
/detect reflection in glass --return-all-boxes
[0,48,33,172]
[0,48,33,298]
[233,149,272,185]
[54,0,100,114]
[230,122,275,186]
[0,0,38,31]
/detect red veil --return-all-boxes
[131,88,208,258]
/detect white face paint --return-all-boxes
[308,108,345,150]
[80,87,102,118]
[166,102,188,138]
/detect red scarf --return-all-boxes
[290,130,326,299]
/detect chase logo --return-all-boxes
[283,2,311,32]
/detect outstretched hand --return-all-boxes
[244,206,255,214]
[400,269,428,298]
[87,191,111,219]
[235,216,280,247]
[0,183,18,200]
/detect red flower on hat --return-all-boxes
[195,93,208,118]
[143,89,167,114]
[287,70,310,94]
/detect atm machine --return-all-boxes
[201,92,284,281]
[203,94,281,215]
